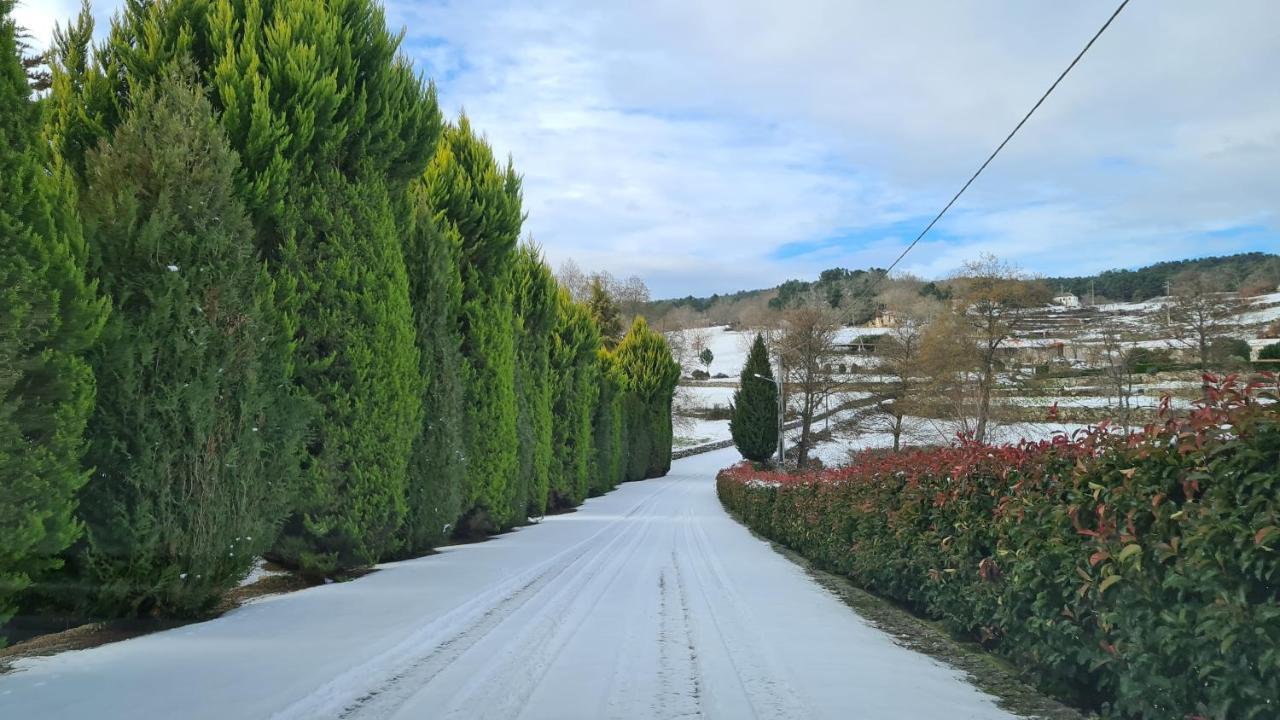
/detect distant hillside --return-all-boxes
[1043,252,1280,302]
[646,252,1280,326]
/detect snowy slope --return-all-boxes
[0,449,1015,720]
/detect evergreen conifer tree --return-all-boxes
[730,333,779,462]
[271,169,422,575]
[76,72,307,614]
[614,317,680,478]
[591,349,626,493]
[0,0,107,634]
[397,183,467,554]
[587,276,621,347]
[549,293,601,506]
[511,245,558,518]
[423,118,522,530]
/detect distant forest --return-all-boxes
[644,252,1280,328]
[1042,252,1280,303]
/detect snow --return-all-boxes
[237,558,288,588]
[1239,303,1280,325]
[678,384,738,408]
[669,325,892,377]
[674,417,732,446]
[1000,395,1193,409]
[0,449,1015,720]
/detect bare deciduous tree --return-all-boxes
[1095,319,1138,432]
[948,255,1050,443]
[1163,271,1242,371]
[868,289,939,450]
[777,307,843,467]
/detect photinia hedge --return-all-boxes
[718,375,1279,720]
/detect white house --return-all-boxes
[1051,293,1081,308]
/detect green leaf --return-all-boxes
[1118,543,1142,562]
[1099,574,1123,594]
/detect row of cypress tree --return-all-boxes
[0,0,679,634]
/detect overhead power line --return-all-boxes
[880,0,1132,278]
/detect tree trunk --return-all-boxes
[975,366,993,444]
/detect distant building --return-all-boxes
[1051,293,1080,308]
[869,308,898,328]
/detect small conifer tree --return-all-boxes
[730,334,779,462]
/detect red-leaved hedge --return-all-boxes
[717,375,1279,720]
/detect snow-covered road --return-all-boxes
[0,448,1016,719]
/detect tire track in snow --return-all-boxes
[678,505,811,720]
[272,479,680,720]
[425,505,660,719]
[656,550,704,719]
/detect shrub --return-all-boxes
[1209,336,1252,367]
[1125,347,1172,374]
[718,375,1280,719]
[1259,342,1280,361]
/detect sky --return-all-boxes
[16,0,1280,298]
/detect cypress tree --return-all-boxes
[587,276,621,348]
[0,0,107,635]
[511,245,558,518]
[614,317,680,478]
[271,169,422,575]
[398,184,467,554]
[592,349,626,493]
[75,71,306,615]
[622,392,650,482]
[549,292,601,507]
[730,333,779,462]
[423,118,523,531]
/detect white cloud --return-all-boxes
[19,0,1280,296]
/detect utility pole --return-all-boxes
[777,348,785,467]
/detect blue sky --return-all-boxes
[17,0,1280,297]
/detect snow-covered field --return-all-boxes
[0,449,1016,720]
[673,416,733,447]
[670,325,891,377]
[801,418,1093,467]
[678,384,738,408]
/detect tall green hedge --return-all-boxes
[76,73,307,614]
[4,0,685,627]
[719,377,1280,720]
[0,0,107,635]
[44,0,438,578]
